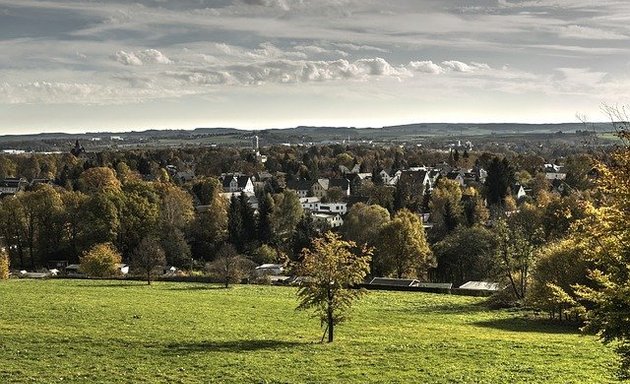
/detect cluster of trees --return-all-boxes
[0,167,196,271]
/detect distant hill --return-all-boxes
[0,122,613,151]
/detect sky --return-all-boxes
[2,0,630,134]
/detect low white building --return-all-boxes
[312,213,343,228]
[299,198,347,215]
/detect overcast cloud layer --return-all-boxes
[1,0,630,133]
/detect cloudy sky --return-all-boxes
[1,0,630,134]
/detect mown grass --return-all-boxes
[0,280,618,383]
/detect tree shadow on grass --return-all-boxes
[72,282,143,288]
[165,285,227,291]
[163,339,305,354]
[393,301,488,315]
[473,317,580,334]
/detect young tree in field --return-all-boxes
[0,248,9,280]
[132,236,166,285]
[375,209,434,278]
[207,243,255,288]
[296,232,372,343]
[79,243,122,278]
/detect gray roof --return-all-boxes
[369,277,420,287]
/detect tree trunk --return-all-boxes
[147,270,151,285]
[327,286,334,343]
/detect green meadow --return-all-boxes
[0,280,618,383]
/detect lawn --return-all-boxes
[0,280,618,383]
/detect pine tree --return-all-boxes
[257,192,274,245]
[227,195,243,251]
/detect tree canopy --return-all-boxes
[296,232,371,343]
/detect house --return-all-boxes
[339,164,360,175]
[445,171,465,187]
[311,179,329,199]
[399,170,431,193]
[299,196,320,211]
[176,170,195,183]
[316,202,348,215]
[425,169,439,187]
[379,169,393,185]
[221,175,255,193]
[312,213,343,228]
[0,178,28,196]
[512,183,527,200]
[311,178,350,199]
[286,179,313,198]
[544,164,566,180]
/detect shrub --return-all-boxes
[0,249,9,280]
[79,243,122,278]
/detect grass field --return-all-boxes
[0,280,618,383]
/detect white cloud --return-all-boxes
[114,49,172,66]
[114,51,143,66]
[409,61,444,74]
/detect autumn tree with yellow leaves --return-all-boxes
[296,232,372,343]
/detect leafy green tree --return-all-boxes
[461,188,489,227]
[323,187,345,203]
[207,243,255,288]
[191,177,221,206]
[156,183,194,231]
[0,155,17,180]
[81,192,121,249]
[0,196,27,269]
[564,154,594,191]
[429,178,463,239]
[253,243,279,265]
[272,190,303,241]
[494,219,537,301]
[291,214,318,260]
[60,191,88,263]
[16,185,64,268]
[296,232,372,343]
[433,226,498,286]
[375,209,434,278]
[117,181,160,257]
[79,243,122,278]
[160,228,192,269]
[342,203,390,248]
[573,131,630,378]
[527,238,589,321]
[78,167,122,194]
[190,178,228,260]
[132,236,166,285]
